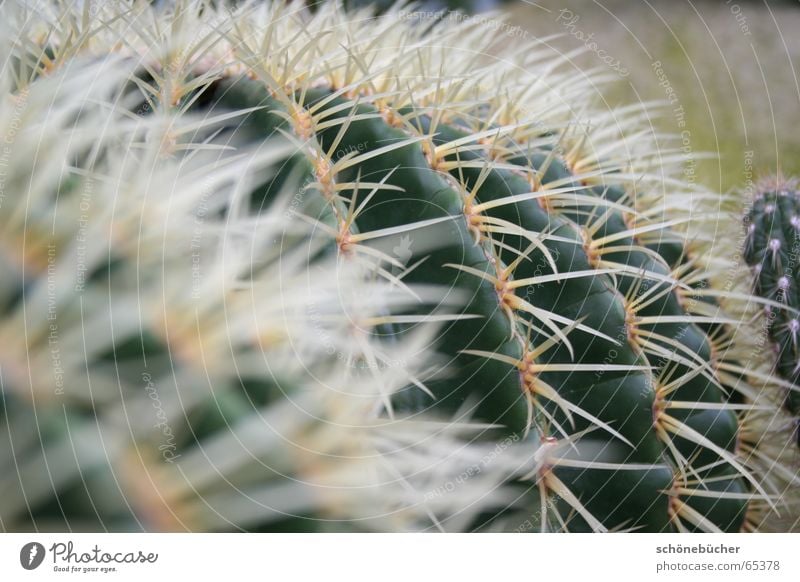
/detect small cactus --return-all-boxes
[744,177,800,416]
[740,176,800,531]
[0,0,797,532]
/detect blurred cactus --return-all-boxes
[0,43,533,533]
[327,1,511,15]
[0,0,797,532]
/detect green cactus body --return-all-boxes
[1,0,795,532]
[192,66,753,531]
[744,179,800,416]
[736,177,800,531]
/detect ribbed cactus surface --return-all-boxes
[1,0,797,532]
[738,177,800,531]
[744,178,800,416]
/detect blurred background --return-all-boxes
[506,0,800,193]
[346,0,800,193]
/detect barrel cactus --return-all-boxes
[1,0,797,532]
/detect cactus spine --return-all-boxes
[1,0,797,532]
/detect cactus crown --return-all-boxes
[1,0,797,532]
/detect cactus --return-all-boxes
[1,0,797,532]
[335,0,511,14]
[740,176,800,531]
[744,177,800,416]
[0,46,537,532]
